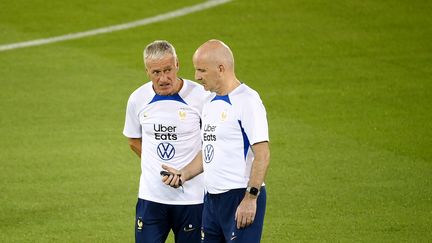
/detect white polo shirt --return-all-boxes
[123,79,210,204]
[201,83,269,194]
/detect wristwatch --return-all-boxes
[246,186,260,196]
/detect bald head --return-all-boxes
[193,39,240,95]
[193,39,235,71]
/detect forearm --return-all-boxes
[128,138,142,158]
[161,151,203,187]
[235,142,269,229]
[248,142,270,189]
[181,151,204,181]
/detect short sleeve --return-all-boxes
[240,95,269,145]
[123,95,142,138]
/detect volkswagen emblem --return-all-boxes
[204,144,214,163]
[157,142,175,160]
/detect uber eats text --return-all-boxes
[203,124,216,141]
[154,124,177,140]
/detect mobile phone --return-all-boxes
[160,170,173,177]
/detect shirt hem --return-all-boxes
[138,196,203,205]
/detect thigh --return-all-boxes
[135,199,170,243]
[227,188,267,243]
[171,203,204,243]
[201,194,224,243]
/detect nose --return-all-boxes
[159,71,168,82]
[195,71,201,81]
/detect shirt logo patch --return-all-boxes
[139,112,149,123]
[157,142,175,160]
[204,144,214,163]
[178,110,187,120]
[183,224,196,232]
[221,110,227,121]
[136,217,143,232]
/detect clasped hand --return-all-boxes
[160,164,183,188]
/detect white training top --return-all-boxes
[123,79,210,204]
[201,83,269,194]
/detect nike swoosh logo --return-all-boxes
[230,236,237,240]
[183,227,196,232]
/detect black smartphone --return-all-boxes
[160,170,172,177]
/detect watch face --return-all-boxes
[249,187,259,196]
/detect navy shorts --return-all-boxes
[201,187,266,243]
[135,198,203,243]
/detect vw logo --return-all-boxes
[204,144,214,163]
[157,142,175,160]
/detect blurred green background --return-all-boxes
[1,0,431,242]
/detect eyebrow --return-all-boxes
[152,65,173,71]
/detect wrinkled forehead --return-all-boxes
[145,54,177,69]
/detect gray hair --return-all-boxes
[143,40,177,61]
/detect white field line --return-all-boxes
[0,0,231,52]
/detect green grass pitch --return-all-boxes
[1,0,431,242]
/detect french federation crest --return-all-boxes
[221,110,227,121]
[137,217,143,232]
[178,110,187,120]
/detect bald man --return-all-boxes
[162,40,270,243]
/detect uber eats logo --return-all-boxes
[154,124,177,140]
[203,124,216,141]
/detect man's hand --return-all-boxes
[234,194,257,229]
[161,164,183,188]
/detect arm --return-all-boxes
[128,138,142,158]
[235,141,270,229]
[161,151,204,187]
[247,142,270,190]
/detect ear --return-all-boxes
[218,64,225,73]
[175,57,180,71]
[145,67,152,79]
[144,61,149,74]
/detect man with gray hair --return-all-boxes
[123,40,210,243]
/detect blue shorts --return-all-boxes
[135,199,203,243]
[201,187,266,243]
